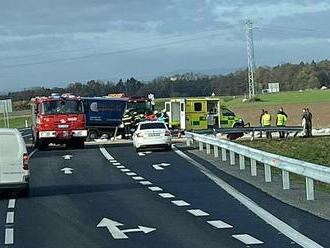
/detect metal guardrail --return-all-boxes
[185,131,330,201]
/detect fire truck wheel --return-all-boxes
[72,139,85,149]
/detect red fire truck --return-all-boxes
[31,93,87,149]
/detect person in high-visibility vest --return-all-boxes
[276,110,287,138]
[261,110,272,139]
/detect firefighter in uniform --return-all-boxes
[261,110,272,139]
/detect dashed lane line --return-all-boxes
[126,172,137,176]
[187,209,210,217]
[120,169,130,172]
[132,176,144,180]
[232,234,264,245]
[113,162,121,166]
[139,181,153,186]
[207,220,233,229]
[173,146,324,248]
[171,200,190,207]
[158,193,175,199]
[8,199,15,209]
[116,165,125,169]
[6,212,14,224]
[5,228,14,245]
[148,186,163,192]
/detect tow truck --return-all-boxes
[31,93,87,149]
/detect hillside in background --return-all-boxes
[1,60,330,103]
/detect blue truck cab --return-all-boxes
[82,97,128,139]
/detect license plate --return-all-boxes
[148,133,160,137]
[58,124,69,128]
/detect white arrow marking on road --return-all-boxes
[62,155,72,160]
[152,163,170,170]
[61,167,74,175]
[97,218,156,240]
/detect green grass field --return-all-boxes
[238,137,330,193]
[0,115,31,128]
[226,89,330,108]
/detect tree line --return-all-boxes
[2,60,330,104]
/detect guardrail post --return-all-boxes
[282,170,290,189]
[239,154,245,170]
[229,151,235,165]
[206,144,211,154]
[199,142,203,151]
[214,146,219,158]
[306,177,314,201]
[264,164,272,182]
[250,159,257,176]
[25,120,28,128]
[221,148,227,161]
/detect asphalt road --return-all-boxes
[0,129,327,247]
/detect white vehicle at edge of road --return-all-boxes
[0,128,29,195]
[133,121,172,152]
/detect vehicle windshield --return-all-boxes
[127,102,152,112]
[42,100,83,115]
[140,122,166,130]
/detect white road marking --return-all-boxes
[5,228,14,245]
[232,234,264,245]
[8,199,15,209]
[109,160,117,163]
[29,149,37,157]
[159,193,175,199]
[113,162,121,166]
[97,218,156,240]
[62,155,72,160]
[207,220,233,229]
[99,147,114,160]
[187,209,209,217]
[174,146,324,248]
[126,172,137,176]
[171,200,190,207]
[148,186,163,192]
[138,152,145,156]
[61,167,74,175]
[121,169,130,172]
[132,176,144,180]
[6,212,14,224]
[116,166,125,169]
[139,181,152,185]
[152,163,171,170]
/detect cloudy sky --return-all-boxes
[0,0,329,91]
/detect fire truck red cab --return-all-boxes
[31,93,87,149]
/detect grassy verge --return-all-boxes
[0,115,32,128]
[238,137,330,193]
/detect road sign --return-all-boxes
[97,218,156,240]
[0,99,12,114]
[152,163,171,170]
[61,167,74,175]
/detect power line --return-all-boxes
[0,31,229,69]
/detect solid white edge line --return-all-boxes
[173,146,324,248]
[232,234,264,245]
[99,147,114,160]
[8,199,16,209]
[29,149,37,158]
[6,212,14,224]
[4,228,14,245]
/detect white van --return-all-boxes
[0,129,29,195]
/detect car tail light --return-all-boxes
[136,132,144,138]
[165,130,171,136]
[23,153,29,170]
